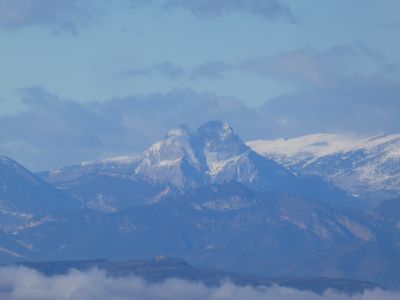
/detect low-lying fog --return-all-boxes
[0,267,398,300]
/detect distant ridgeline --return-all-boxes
[0,121,399,289]
[248,133,400,202]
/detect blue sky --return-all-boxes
[0,0,399,169]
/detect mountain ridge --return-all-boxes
[0,155,79,225]
[247,133,400,201]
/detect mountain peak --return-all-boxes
[166,125,190,140]
[196,121,249,158]
[197,121,234,142]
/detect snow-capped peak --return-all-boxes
[197,121,234,142]
[197,121,249,157]
[166,125,190,139]
[134,121,273,188]
[134,124,203,188]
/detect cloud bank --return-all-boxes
[0,266,398,300]
[1,74,400,171]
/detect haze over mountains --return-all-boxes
[0,121,399,290]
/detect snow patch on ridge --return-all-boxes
[247,134,359,163]
[247,133,400,199]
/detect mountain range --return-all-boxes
[0,121,399,289]
[40,121,353,211]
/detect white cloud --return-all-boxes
[0,266,398,300]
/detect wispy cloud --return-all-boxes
[121,62,185,80]
[189,45,386,86]
[154,62,185,79]
[122,44,359,84]
[190,62,233,80]
[132,45,389,86]
[0,266,398,300]
[240,46,356,86]
[182,44,399,87]
[0,0,102,33]
[120,68,151,79]
[162,0,295,21]
[0,0,294,33]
